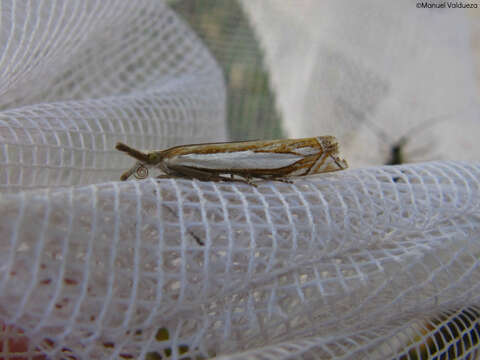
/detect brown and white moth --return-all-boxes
[116,136,348,185]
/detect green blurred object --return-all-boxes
[171,0,284,140]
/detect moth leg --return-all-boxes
[225,173,256,186]
[225,175,258,187]
[273,178,294,184]
[251,174,294,184]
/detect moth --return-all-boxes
[363,115,448,165]
[116,136,348,185]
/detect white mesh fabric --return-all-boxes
[1,162,479,359]
[1,1,480,359]
[0,0,226,192]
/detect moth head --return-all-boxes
[116,142,162,181]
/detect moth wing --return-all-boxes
[165,151,305,171]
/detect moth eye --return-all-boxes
[134,165,149,179]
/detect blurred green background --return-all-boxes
[171,0,284,141]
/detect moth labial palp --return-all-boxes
[115,136,348,186]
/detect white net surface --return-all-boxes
[0,0,226,192]
[1,162,480,359]
[1,1,480,360]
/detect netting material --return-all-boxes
[1,1,480,359]
[0,0,226,192]
[1,162,479,358]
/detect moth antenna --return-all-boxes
[337,98,393,144]
[401,103,480,141]
[116,142,151,163]
[401,115,448,141]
